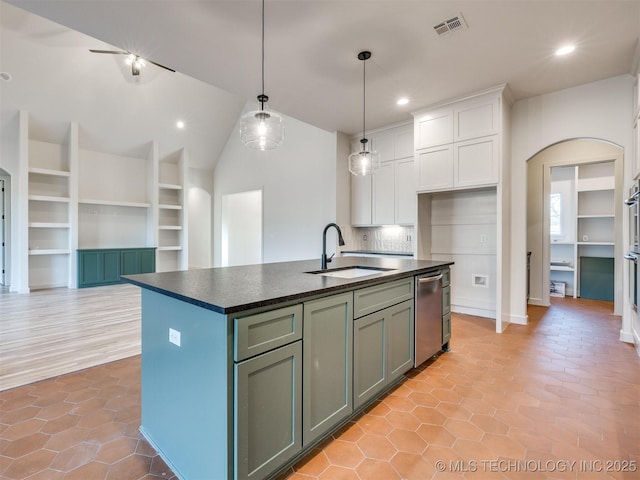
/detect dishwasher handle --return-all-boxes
[417,273,443,284]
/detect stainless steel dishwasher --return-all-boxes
[414,271,443,367]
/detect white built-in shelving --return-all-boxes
[17,109,189,293]
[155,150,188,272]
[549,161,615,298]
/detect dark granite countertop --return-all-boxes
[341,250,414,257]
[122,256,453,315]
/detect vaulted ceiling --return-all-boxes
[2,1,639,169]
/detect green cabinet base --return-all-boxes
[78,248,156,288]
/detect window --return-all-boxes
[550,193,562,236]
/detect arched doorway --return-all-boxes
[526,138,624,313]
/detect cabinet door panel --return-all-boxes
[415,109,453,149]
[351,174,372,226]
[303,292,353,446]
[353,312,386,409]
[454,99,499,142]
[371,131,395,163]
[79,251,101,285]
[453,136,498,188]
[387,300,414,381]
[442,312,451,345]
[121,250,139,276]
[416,145,453,193]
[139,249,156,273]
[102,251,121,283]
[395,125,414,160]
[372,163,395,225]
[235,341,302,480]
[396,159,416,225]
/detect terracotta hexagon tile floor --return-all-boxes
[0,358,176,480]
[2,297,639,480]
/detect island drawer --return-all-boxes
[353,277,414,319]
[234,304,303,361]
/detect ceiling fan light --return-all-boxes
[240,109,284,151]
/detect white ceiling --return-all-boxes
[2,1,639,168]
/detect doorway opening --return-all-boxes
[526,139,623,314]
[221,190,263,267]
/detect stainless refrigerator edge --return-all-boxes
[414,271,443,367]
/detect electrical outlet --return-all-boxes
[480,234,488,243]
[583,235,589,242]
[407,235,412,242]
[363,234,368,241]
[169,328,181,347]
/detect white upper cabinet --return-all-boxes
[454,136,499,188]
[351,174,372,226]
[453,98,499,142]
[350,123,415,226]
[371,130,395,163]
[412,88,505,193]
[395,125,415,159]
[415,108,453,149]
[372,162,395,225]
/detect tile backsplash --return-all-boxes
[340,225,414,253]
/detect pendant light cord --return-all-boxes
[261,0,265,110]
[362,57,366,145]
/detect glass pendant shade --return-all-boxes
[348,147,380,176]
[240,109,284,150]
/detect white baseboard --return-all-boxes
[527,297,549,307]
[507,313,528,325]
[451,305,496,319]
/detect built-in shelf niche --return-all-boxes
[156,148,188,272]
[26,132,74,290]
[549,160,615,298]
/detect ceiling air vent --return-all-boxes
[433,14,467,36]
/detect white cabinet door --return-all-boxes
[414,108,453,149]
[416,145,453,192]
[371,131,395,163]
[394,124,414,159]
[395,158,416,225]
[454,136,499,188]
[351,174,372,226]
[453,97,499,142]
[372,162,395,225]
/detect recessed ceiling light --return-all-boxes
[555,45,575,56]
[176,120,185,129]
[397,97,409,106]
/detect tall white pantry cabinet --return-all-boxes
[412,85,513,332]
[16,110,189,293]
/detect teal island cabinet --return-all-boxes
[123,256,452,480]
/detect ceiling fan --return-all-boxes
[89,49,175,76]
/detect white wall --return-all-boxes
[188,167,213,268]
[213,105,338,266]
[511,74,635,336]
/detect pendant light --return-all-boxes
[348,51,380,176]
[239,0,284,150]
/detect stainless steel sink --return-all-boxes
[307,266,395,279]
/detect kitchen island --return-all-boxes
[123,256,453,480]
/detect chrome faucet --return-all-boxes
[321,223,346,270]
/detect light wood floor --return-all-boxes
[0,284,142,391]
